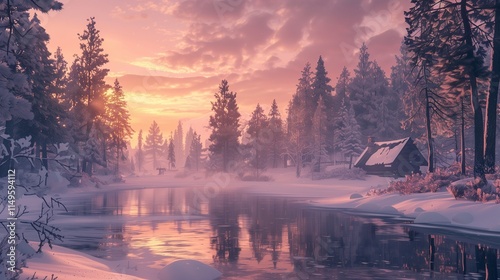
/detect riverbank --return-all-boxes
[17,167,500,279]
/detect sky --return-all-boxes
[41,0,411,146]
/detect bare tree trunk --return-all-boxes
[454,129,459,163]
[42,141,48,171]
[429,235,435,271]
[461,0,486,184]
[461,97,466,175]
[486,248,498,280]
[295,152,301,178]
[223,141,228,172]
[424,67,434,173]
[116,144,120,175]
[484,0,500,174]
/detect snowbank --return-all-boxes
[17,167,500,279]
[157,260,221,280]
[22,244,144,280]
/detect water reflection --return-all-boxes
[44,188,500,279]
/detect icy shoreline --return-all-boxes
[18,167,500,280]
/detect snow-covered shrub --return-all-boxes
[0,130,68,278]
[239,174,273,181]
[386,167,461,195]
[496,179,500,204]
[313,167,366,180]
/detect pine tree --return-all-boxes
[247,104,269,176]
[71,17,110,175]
[188,132,203,171]
[390,43,412,132]
[184,126,194,165]
[0,1,62,176]
[312,56,335,152]
[406,0,490,182]
[16,14,67,171]
[208,80,241,172]
[312,96,329,172]
[136,129,144,172]
[0,1,62,119]
[173,121,184,168]
[339,100,364,169]
[53,47,68,102]
[333,67,351,157]
[286,64,312,177]
[144,121,163,169]
[349,43,375,137]
[371,61,401,139]
[334,66,351,111]
[168,135,176,170]
[268,99,284,168]
[105,79,133,174]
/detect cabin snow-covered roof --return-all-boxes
[365,138,409,166]
[355,137,410,167]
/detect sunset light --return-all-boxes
[1,1,500,280]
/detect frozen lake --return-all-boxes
[33,187,500,279]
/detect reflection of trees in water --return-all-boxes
[475,245,498,279]
[65,189,499,279]
[100,223,130,260]
[209,192,241,263]
[208,193,289,268]
[286,209,499,279]
[247,196,287,268]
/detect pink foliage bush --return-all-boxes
[386,168,461,195]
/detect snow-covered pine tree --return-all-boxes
[334,66,351,111]
[247,103,269,176]
[312,56,335,152]
[208,80,241,172]
[390,43,412,135]
[0,0,62,176]
[312,96,329,173]
[349,43,400,141]
[168,135,176,170]
[349,43,378,140]
[371,61,401,140]
[105,79,133,174]
[188,132,203,171]
[136,130,145,172]
[339,100,364,169]
[332,67,351,159]
[16,14,67,171]
[144,121,163,170]
[53,47,68,100]
[73,17,110,175]
[173,121,184,168]
[268,99,284,168]
[184,126,194,165]
[286,64,312,177]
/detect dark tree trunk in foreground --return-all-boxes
[42,141,48,171]
[484,0,500,174]
[424,66,434,173]
[460,0,486,184]
[461,97,466,175]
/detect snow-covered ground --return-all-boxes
[17,167,500,279]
